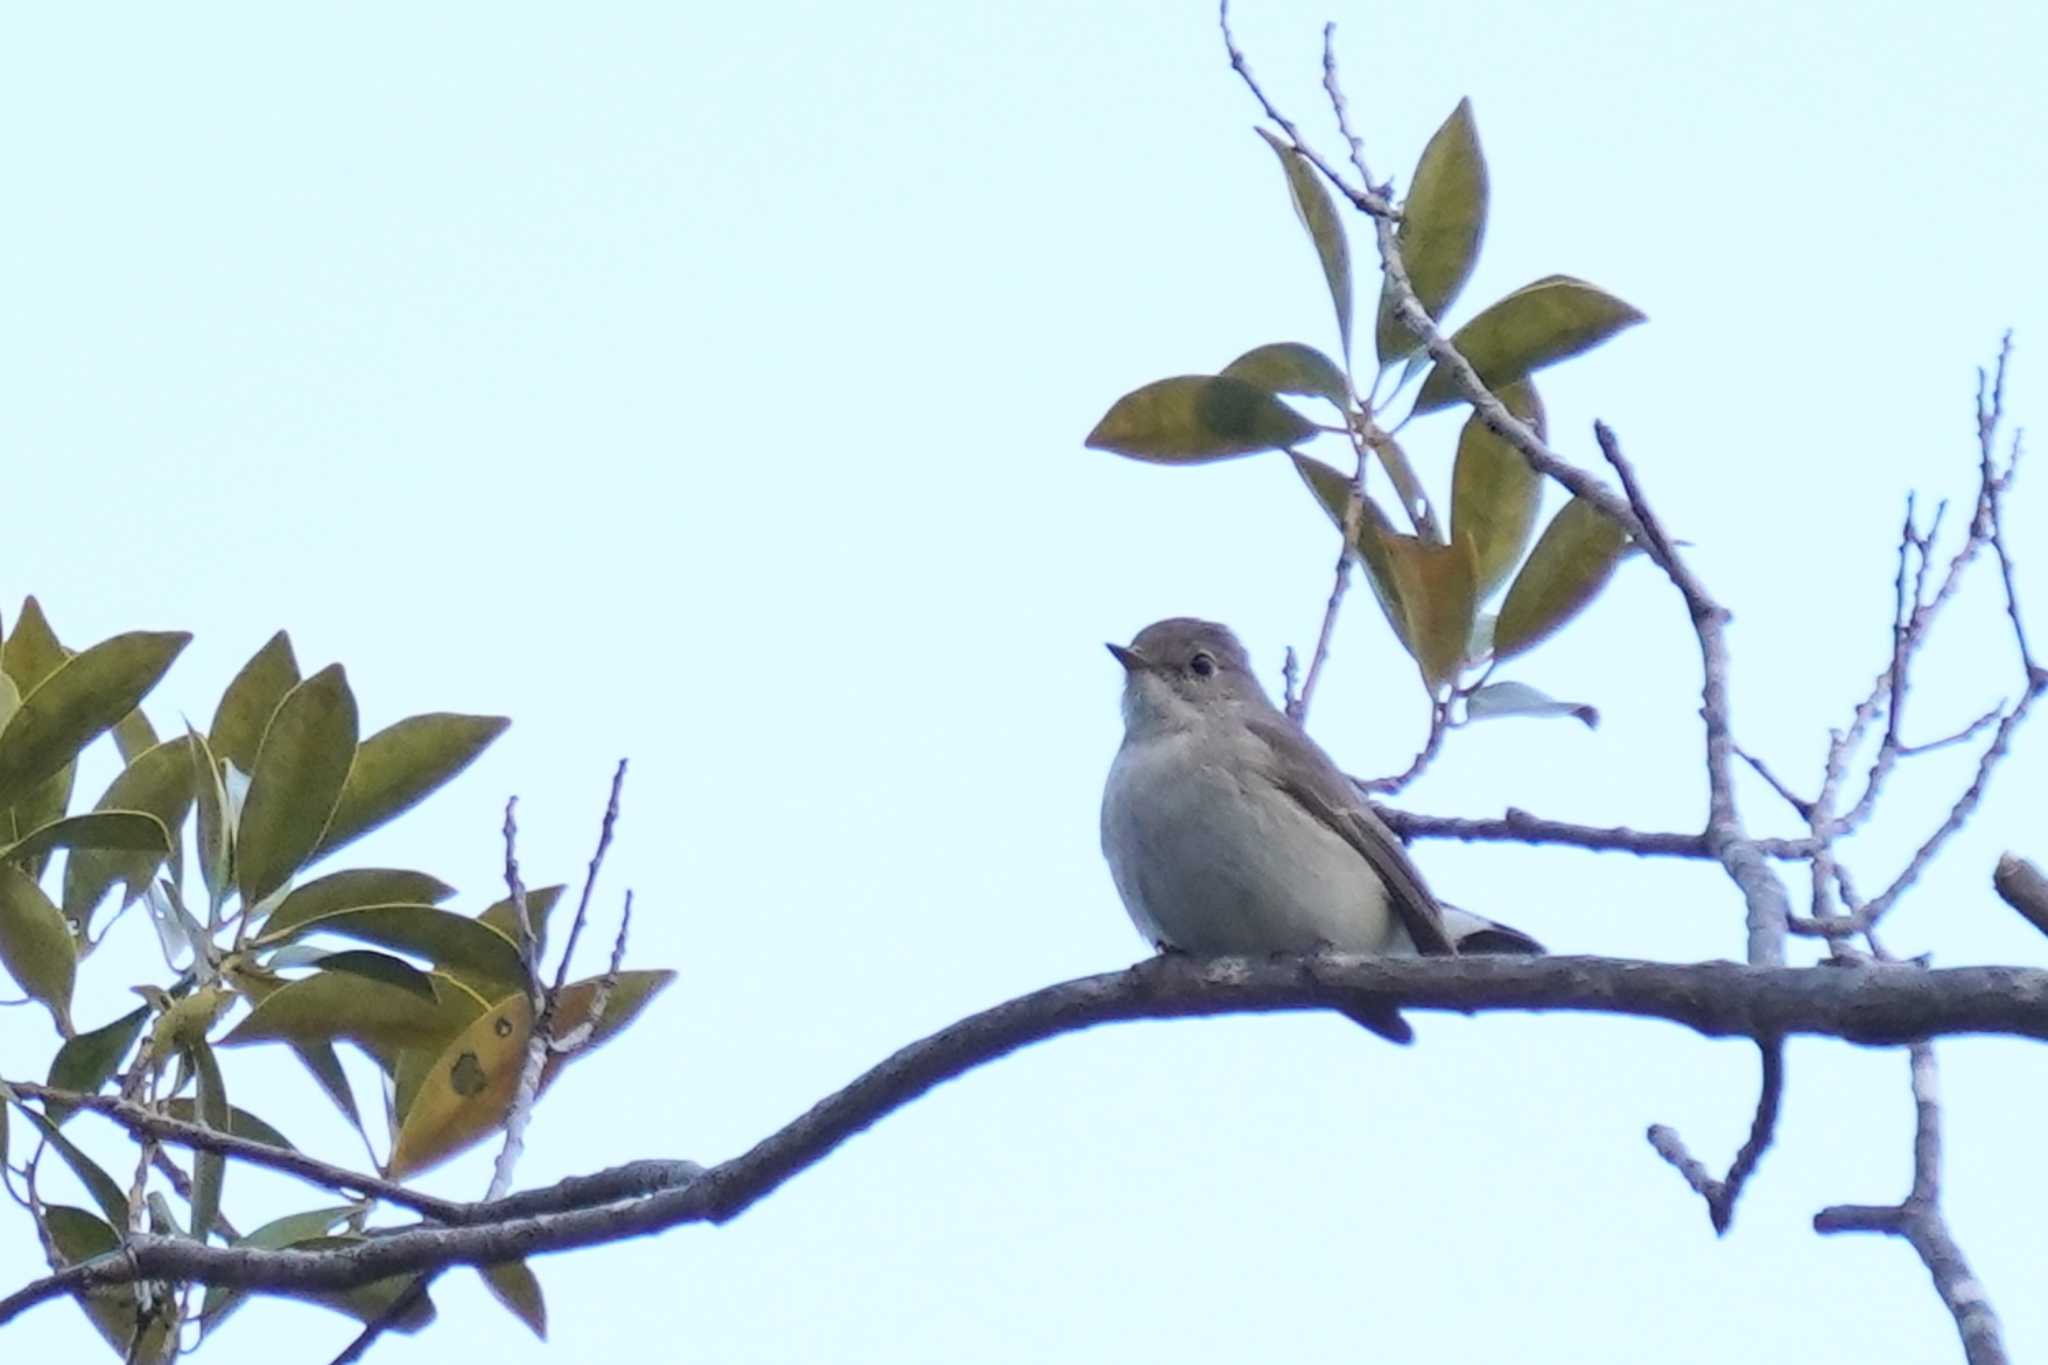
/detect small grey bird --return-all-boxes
[1100,617,1541,1038]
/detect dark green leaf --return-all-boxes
[45,1006,149,1124]
[315,949,440,1001]
[1221,342,1351,406]
[315,713,508,860]
[40,1204,175,1359]
[1,810,168,868]
[186,1040,229,1244]
[475,884,566,959]
[209,631,301,777]
[1377,97,1488,364]
[1494,496,1631,660]
[200,1205,361,1335]
[1465,680,1600,728]
[236,664,358,908]
[111,708,159,764]
[1256,128,1353,361]
[0,631,189,809]
[294,1042,362,1131]
[1414,275,1645,414]
[8,765,75,882]
[0,863,75,1029]
[1291,452,1355,531]
[265,905,526,993]
[62,738,197,928]
[1085,375,1318,463]
[265,867,458,938]
[2,597,68,693]
[13,1105,127,1224]
[1451,378,1547,599]
[163,1098,298,1151]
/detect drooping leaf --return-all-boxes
[1291,452,1354,531]
[1377,98,1489,365]
[162,1098,297,1151]
[386,992,531,1179]
[12,1105,127,1224]
[1343,496,1420,653]
[1362,428,1433,536]
[1494,496,1632,660]
[45,1005,150,1124]
[186,1040,229,1244]
[263,867,458,937]
[198,1205,364,1336]
[295,1042,363,1131]
[1365,528,1480,690]
[0,863,75,1029]
[271,1241,436,1331]
[265,905,527,993]
[1465,680,1600,728]
[40,1204,175,1359]
[1221,342,1352,407]
[1413,275,1645,414]
[480,1260,548,1340]
[1255,127,1353,361]
[1451,378,1548,599]
[209,631,301,777]
[62,738,197,927]
[236,664,358,909]
[1085,375,1319,463]
[0,631,189,808]
[315,712,509,861]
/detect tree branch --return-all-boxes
[9,953,2048,1320]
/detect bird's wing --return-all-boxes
[1244,712,1458,956]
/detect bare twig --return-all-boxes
[1357,704,1449,795]
[1370,804,1818,860]
[1290,546,1353,724]
[1647,1039,1784,1233]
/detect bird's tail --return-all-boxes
[1440,905,1545,955]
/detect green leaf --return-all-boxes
[200,1205,362,1336]
[315,712,509,860]
[265,905,527,992]
[1377,97,1488,365]
[45,1005,150,1124]
[265,867,458,938]
[1343,496,1420,653]
[236,664,358,908]
[295,1042,363,1131]
[314,948,440,1001]
[162,1098,298,1151]
[1,810,169,868]
[187,726,233,903]
[1465,680,1600,728]
[7,764,75,882]
[1494,496,1631,660]
[475,884,566,959]
[1291,452,1355,531]
[1451,378,1547,599]
[186,1040,229,1244]
[209,631,301,776]
[1086,375,1319,463]
[62,738,197,928]
[1256,128,1353,362]
[480,1260,548,1340]
[1368,527,1480,691]
[0,863,75,1029]
[39,1204,175,1359]
[221,968,460,1054]
[12,1104,127,1224]
[0,631,189,809]
[268,1239,436,1331]
[111,708,159,764]
[1221,342,1352,407]
[2,597,68,693]
[1413,275,1645,414]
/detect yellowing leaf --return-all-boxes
[315,713,509,861]
[1451,378,1547,599]
[208,631,301,777]
[1086,375,1319,463]
[1221,342,1351,407]
[0,862,75,1029]
[236,664,358,908]
[1377,97,1488,364]
[0,630,189,811]
[1256,128,1353,361]
[541,969,676,1070]
[386,993,531,1179]
[1413,275,1645,414]
[1494,496,1631,660]
[1369,529,1480,691]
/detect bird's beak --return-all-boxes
[1106,642,1146,673]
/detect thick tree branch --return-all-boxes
[9,954,2048,1321]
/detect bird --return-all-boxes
[1100,616,1542,1039]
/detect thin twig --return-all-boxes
[1646,1039,1784,1233]
[1290,547,1352,724]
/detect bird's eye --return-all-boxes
[1189,651,1216,678]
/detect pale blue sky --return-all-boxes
[4,3,2046,1361]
